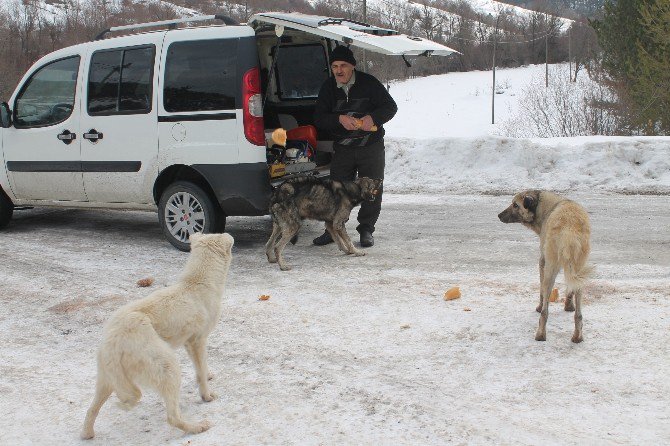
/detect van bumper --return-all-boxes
[192,163,271,216]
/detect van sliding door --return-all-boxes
[157,34,241,168]
[80,34,163,204]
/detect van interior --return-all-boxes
[254,25,335,180]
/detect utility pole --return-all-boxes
[568,26,572,82]
[362,0,367,72]
[492,35,497,124]
[491,14,500,125]
[545,16,549,88]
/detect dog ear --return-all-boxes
[523,195,537,211]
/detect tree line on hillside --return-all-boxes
[497,0,606,20]
[0,0,666,135]
[0,0,598,98]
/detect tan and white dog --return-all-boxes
[81,232,234,439]
[498,190,592,343]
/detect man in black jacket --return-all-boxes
[313,45,398,247]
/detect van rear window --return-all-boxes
[275,44,328,100]
[163,39,237,112]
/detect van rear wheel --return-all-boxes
[158,181,225,251]
[0,192,13,229]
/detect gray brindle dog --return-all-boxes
[499,190,592,343]
[266,176,382,271]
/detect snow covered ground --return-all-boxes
[0,64,669,445]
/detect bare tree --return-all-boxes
[501,65,621,137]
[416,2,443,41]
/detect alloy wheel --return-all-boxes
[163,191,206,243]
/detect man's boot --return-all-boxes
[313,231,334,246]
[359,230,374,247]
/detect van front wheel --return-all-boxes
[0,192,13,229]
[158,181,224,251]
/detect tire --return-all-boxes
[0,191,14,229]
[158,181,225,251]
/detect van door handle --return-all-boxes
[83,129,103,142]
[57,130,76,145]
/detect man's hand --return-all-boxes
[359,115,375,131]
[339,114,358,131]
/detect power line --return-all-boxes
[451,29,558,45]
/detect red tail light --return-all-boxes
[242,67,265,146]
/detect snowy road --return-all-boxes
[0,193,668,445]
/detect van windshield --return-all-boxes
[275,44,327,100]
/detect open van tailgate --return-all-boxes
[249,12,458,57]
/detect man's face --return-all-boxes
[331,61,355,84]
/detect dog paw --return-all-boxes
[571,333,583,343]
[267,256,277,263]
[187,420,211,434]
[535,332,546,341]
[208,372,214,381]
[280,265,292,271]
[352,250,366,257]
[535,305,542,313]
[80,429,95,440]
[201,391,217,402]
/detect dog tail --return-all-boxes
[98,314,147,410]
[96,351,142,410]
[564,262,594,294]
[558,228,592,294]
[272,182,296,204]
[110,352,143,410]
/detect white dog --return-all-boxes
[81,233,234,439]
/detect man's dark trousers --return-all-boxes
[329,139,385,235]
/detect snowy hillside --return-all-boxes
[0,0,572,30]
[383,64,670,195]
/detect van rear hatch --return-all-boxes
[248,12,458,57]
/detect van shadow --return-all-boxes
[7,208,273,249]
[7,208,163,244]
[223,216,273,249]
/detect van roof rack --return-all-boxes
[94,14,239,40]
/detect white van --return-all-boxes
[0,12,455,250]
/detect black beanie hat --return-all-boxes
[330,45,357,66]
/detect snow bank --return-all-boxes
[382,64,669,195]
[384,136,670,194]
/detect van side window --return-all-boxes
[88,46,155,115]
[163,39,236,112]
[14,56,80,129]
[275,45,328,100]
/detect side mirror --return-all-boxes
[0,102,11,128]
